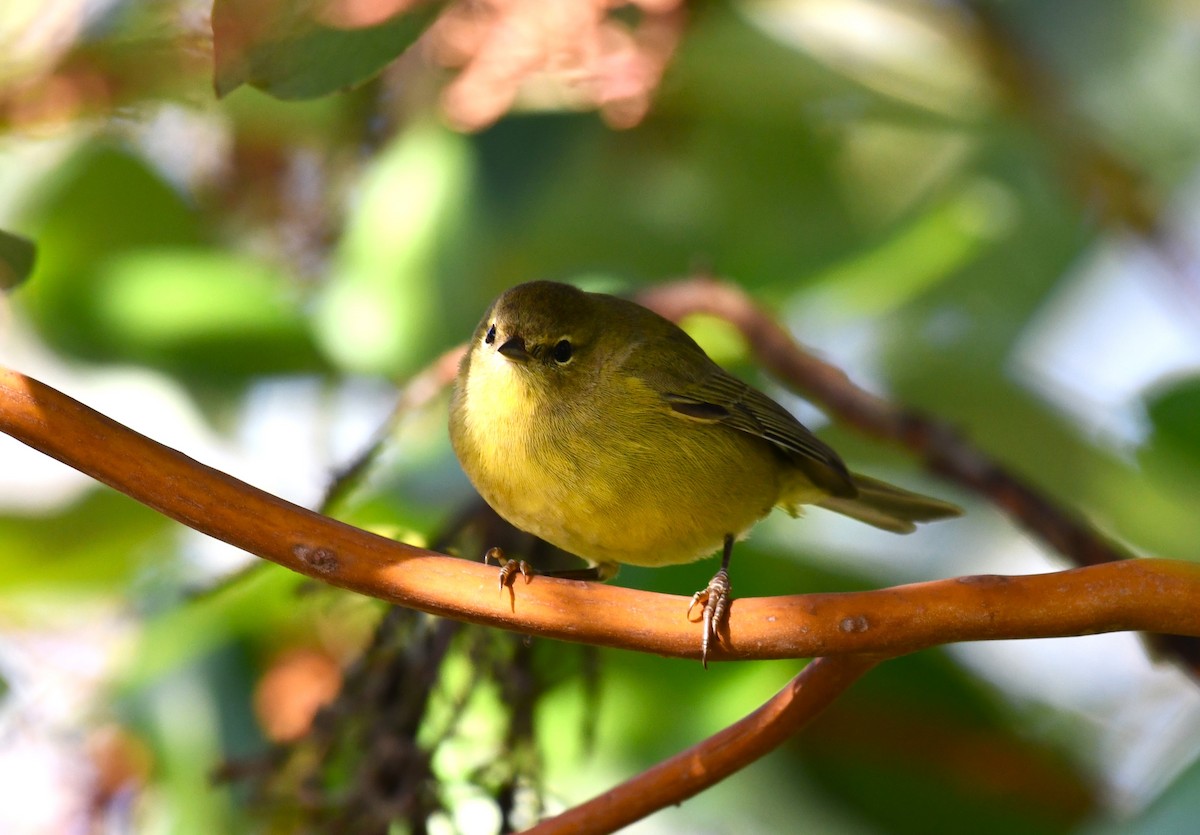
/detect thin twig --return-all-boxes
[323,346,464,512]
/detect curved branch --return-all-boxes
[528,655,880,834]
[2,367,1198,663]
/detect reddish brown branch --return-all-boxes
[528,655,880,834]
[1,366,1198,663]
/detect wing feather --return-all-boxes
[663,370,855,497]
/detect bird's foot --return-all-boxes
[687,567,732,668]
[483,546,533,590]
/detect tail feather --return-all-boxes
[816,473,962,534]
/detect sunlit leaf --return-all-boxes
[805,182,1012,317]
[212,0,445,99]
[91,248,326,376]
[17,144,202,355]
[314,123,472,375]
[16,145,323,377]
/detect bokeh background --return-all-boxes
[2,0,1200,832]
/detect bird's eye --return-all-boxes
[552,339,573,363]
[485,324,496,345]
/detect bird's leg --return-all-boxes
[687,534,734,667]
[484,547,612,589]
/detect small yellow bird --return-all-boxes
[449,281,961,662]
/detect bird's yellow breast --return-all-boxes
[450,349,785,567]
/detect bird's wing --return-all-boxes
[662,368,856,498]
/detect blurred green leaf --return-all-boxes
[315,123,472,375]
[212,0,445,99]
[0,489,174,591]
[16,144,324,378]
[122,565,313,690]
[807,182,1011,317]
[91,248,326,376]
[1144,376,1200,472]
[0,228,36,290]
[16,144,202,354]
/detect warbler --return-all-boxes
[449,280,961,663]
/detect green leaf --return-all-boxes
[121,566,308,689]
[0,489,174,591]
[1145,376,1200,470]
[17,144,203,357]
[0,228,36,290]
[89,248,327,377]
[17,144,324,378]
[805,182,1010,318]
[212,0,445,100]
[315,123,472,375]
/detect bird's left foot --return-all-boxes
[688,567,731,667]
[483,546,533,589]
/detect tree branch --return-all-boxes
[2,366,1198,663]
[527,655,881,834]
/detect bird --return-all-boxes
[449,280,961,663]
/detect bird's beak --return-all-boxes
[496,335,532,362]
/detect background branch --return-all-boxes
[641,277,1200,677]
[528,655,881,834]
[638,277,1133,568]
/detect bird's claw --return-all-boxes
[484,546,532,590]
[688,567,731,668]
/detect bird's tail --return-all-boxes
[816,473,962,534]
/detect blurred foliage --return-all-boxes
[1,0,1200,833]
[0,227,36,289]
[1143,376,1200,480]
[212,0,446,99]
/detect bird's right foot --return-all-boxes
[687,566,731,668]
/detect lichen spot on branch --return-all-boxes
[840,615,870,634]
[293,543,339,574]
